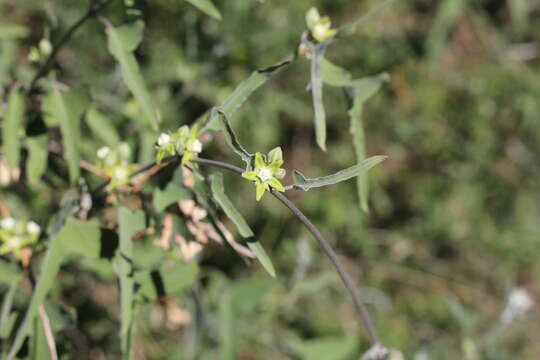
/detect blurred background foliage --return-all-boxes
[1,0,540,359]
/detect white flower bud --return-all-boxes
[500,287,534,325]
[187,139,202,153]
[27,221,41,235]
[157,133,171,147]
[97,146,111,159]
[1,217,15,230]
[6,236,21,249]
[257,167,273,182]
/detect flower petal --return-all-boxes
[267,178,285,192]
[267,147,283,163]
[254,152,265,170]
[274,168,286,179]
[181,151,194,165]
[256,182,266,201]
[268,159,283,172]
[242,171,257,181]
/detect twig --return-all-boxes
[27,0,114,94]
[191,157,382,345]
[38,305,58,360]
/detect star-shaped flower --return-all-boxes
[242,147,286,201]
[306,7,337,43]
[0,217,40,259]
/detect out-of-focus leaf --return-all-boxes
[230,278,276,313]
[184,0,222,20]
[310,43,327,151]
[292,336,358,360]
[201,59,291,132]
[337,0,396,38]
[117,207,145,360]
[30,315,51,360]
[292,155,387,191]
[7,235,66,359]
[0,24,29,39]
[2,87,25,170]
[152,166,192,212]
[0,280,18,339]
[218,290,234,360]
[25,135,48,184]
[0,40,17,85]
[347,73,389,212]
[320,58,352,87]
[56,218,101,258]
[85,106,120,147]
[425,0,466,61]
[105,21,159,130]
[0,260,21,284]
[210,173,276,277]
[43,88,88,184]
[134,262,199,301]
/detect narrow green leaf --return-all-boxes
[210,173,276,277]
[0,280,18,339]
[134,262,199,301]
[2,87,25,170]
[43,88,88,184]
[7,236,65,359]
[185,0,222,20]
[425,0,466,62]
[85,106,120,147]
[347,73,389,212]
[56,218,101,259]
[292,155,387,191]
[218,290,235,360]
[117,207,145,360]
[320,58,352,87]
[310,43,327,151]
[0,40,17,86]
[105,21,159,130]
[200,59,291,132]
[25,135,48,185]
[215,109,253,168]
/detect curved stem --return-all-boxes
[27,0,114,94]
[192,157,381,345]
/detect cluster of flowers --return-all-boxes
[0,217,40,259]
[154,125,203,165]
[95,143,138,190]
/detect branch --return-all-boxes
[192,157,382,345]
[38,305,58,360]
[27,0,114,94]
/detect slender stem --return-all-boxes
[38,305,58,360]
[27,0,113,94]
[192,157,381,345]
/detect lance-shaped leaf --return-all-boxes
[425,0,466,62]
[86,106,120,147]
[210,173,276,278]
[184,0,222,20]
[43,88,88,184]
[105,21,159,130]
[2,87,25,170]
[0,280,18,339]
[216,110,253,168]
[152,166,192,212]
[200,59,291,132]
[347,73,389,212]
[117,207,145,360]
[0,24,29,39]
[310,43,327,151]
[25,135,48,185]
[320,58,352,87]
[292,155,387,192]
[7,217,101,359]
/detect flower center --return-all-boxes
[257,167,273,182]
